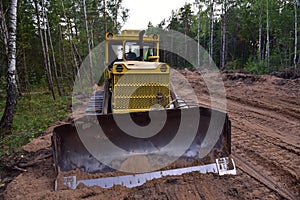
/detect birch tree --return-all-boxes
[83,0,94,84]
[45,9,62,96]
[61,1,81,82]
[209,0,214,67]
[0,0,18,132]
[41,0,56,99]
[294,0,299,71]
[258,2,263,61]
[266,0,270,73]
[103,0,107,34]
[220,0,227,70]
[33,0,56,100]
[194,0,202,68]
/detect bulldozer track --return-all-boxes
[225,79,300,200]
[191,72,300,199]
[232,154,295,200]
[229,102,300,177]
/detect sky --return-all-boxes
[121,0,195,30]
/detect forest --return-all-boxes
[0,0,299,169]
[154,0,299,74]
[0,0,299,92]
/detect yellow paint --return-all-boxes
[104,30,170,113]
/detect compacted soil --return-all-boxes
[2,71,300,200]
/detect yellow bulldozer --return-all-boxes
[52,30,236,190]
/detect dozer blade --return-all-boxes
[52,106,236,190]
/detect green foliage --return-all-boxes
[245,58,268,74]
[0,92,70,157]
[156,0,299,73]
[224,60,239,71]
[1,0,130,87]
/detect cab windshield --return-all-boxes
[124,41,157,61]
[107,40,157,64]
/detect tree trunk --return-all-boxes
[83,0,94,85]
[0,0,8,54]
[61,1,81,83]
[90,26,95,48]
[184,34,187,68]
[258,3,263,61]
[171,29,174,67]
[33,0,55,100]
[197,2,201,68]
[266,0,270,73]
[103,0,107,35]
[209,0,214,68]
[45,10,62,96]
[41,0,55,100]
[221,0,227,71]
[294,0,298,73]
[58,25,68,92]
[59,25,69,82]
[58,26,63,77]
[0,0,18,133]
[23,50,30,94]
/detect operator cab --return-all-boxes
[106,30,160,67]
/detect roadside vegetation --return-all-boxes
[0,89,70,160]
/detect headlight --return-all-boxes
[116,64,124,73]
[106,32,114,39]
[160,64,168,72]
[153,34,159,40]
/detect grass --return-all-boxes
[0,91,70,159]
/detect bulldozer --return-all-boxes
[52,30,236,190]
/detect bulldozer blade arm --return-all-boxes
[52,106,233,189]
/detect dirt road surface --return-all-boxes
[3,71,300,199]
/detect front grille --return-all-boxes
[113,74,170,111]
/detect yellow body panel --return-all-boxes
[105,30,170,113]
[112,62,170,113]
